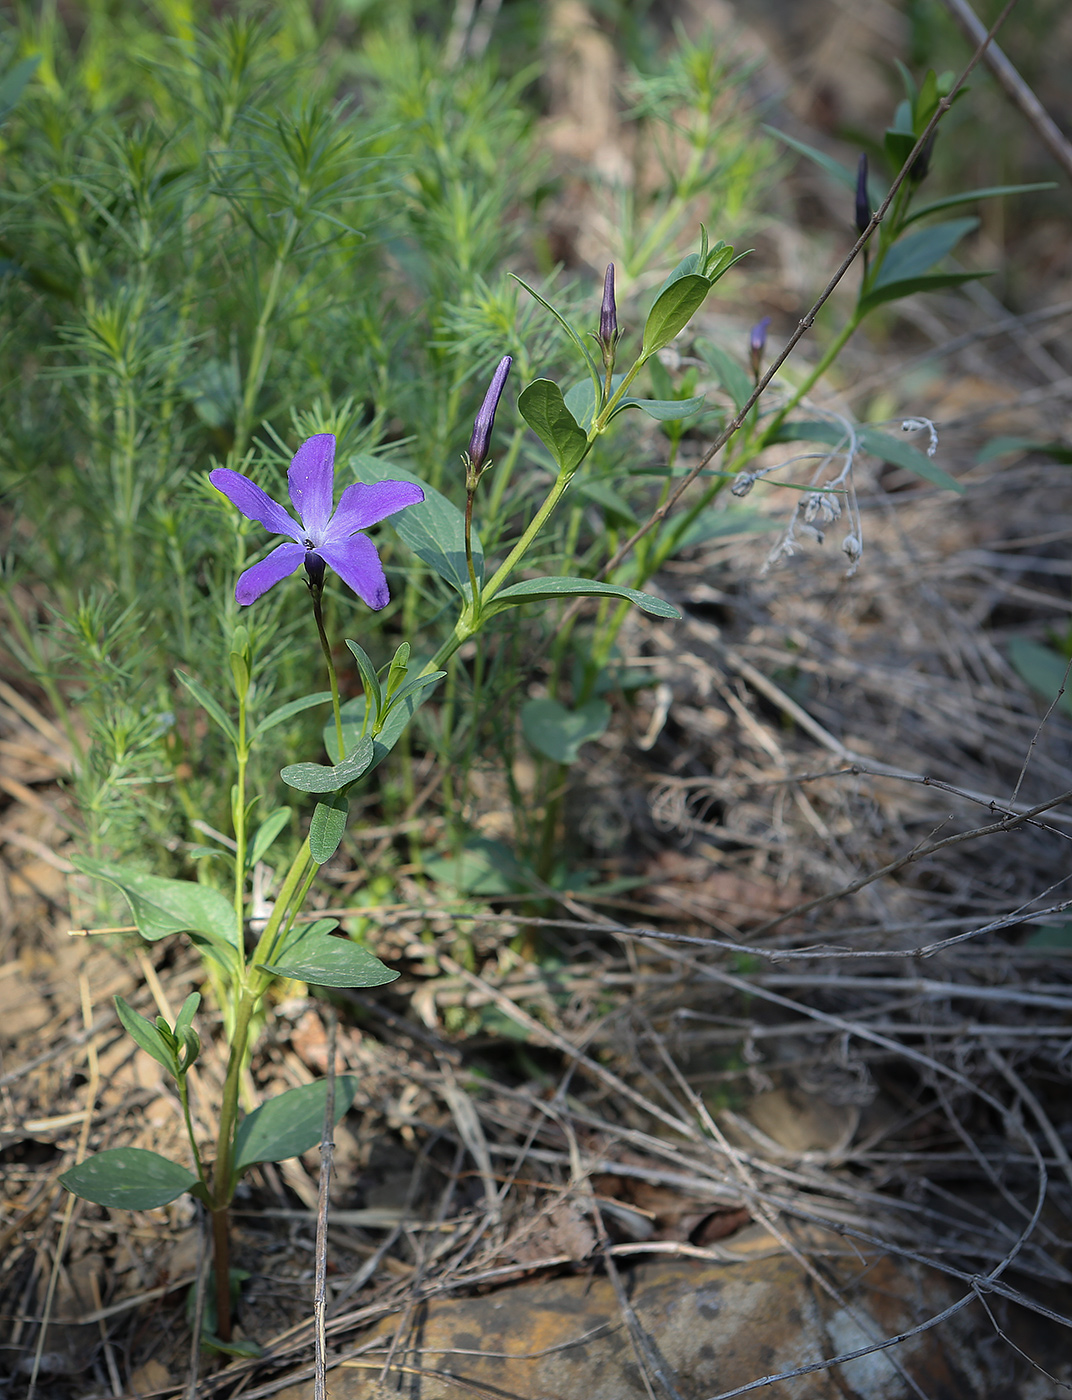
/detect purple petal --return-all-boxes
[325,479,425,540]
[235,542,305,605]
[287,434,336,535]
[210,468,298,538]
[318,535,390,610]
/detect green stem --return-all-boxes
[481,468,574,605]
[234,218,298,458]
[311,586,345,763]
[178,1073,207,1187]
[464,486,480,605]
[209,986,256,1342]
[232,693,249,942]
[250,836,314,974]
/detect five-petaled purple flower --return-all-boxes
[210,434,424,609]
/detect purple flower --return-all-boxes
[210,434,424,609]
[467,355,513,475]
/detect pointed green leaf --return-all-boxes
[384,642,410,700]
[115,996,178,1076]
[248,807,292,867]
[251,692,332,740]
[345,640,383,726]
[764,127,861,193]
[489,576,680,619]
[872,218,979,289]
[859,270,990,314]
[904,183,1056,226]
[641,274,712,357]
[350,456,482,599]
[379,669,447,723]
[280,736,375,794]
[611,394,706,423]
[309,793,348,865]
[656,250,703,295]
[518,379,589,473]
[175,671,238,747]
[60,1148,197,1210]
[233,1078,359,1174]
[522,698,611,765]
[71,857,239,948]
[174,993,201,1042]
[884,127,917,170]
[511,274,603,391]
[771,420,963,493]
[335,667,440,777]
[256,919,398,989]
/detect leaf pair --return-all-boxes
[344,639,446,746]
[59,1079,360,1211]
[115,993,201,1082]
[255,916,399,989]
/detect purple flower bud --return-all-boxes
[855,153,870,235]
[467,355,513,475]
[599,263,618,361]
[749,316,771,379]
[909,132,935,184]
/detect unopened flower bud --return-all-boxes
[749,316,771,381]
[855,153,870,235]
[467,355,513,475]
[909,132,935,184]
[598,263,619,367]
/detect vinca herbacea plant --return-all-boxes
[49,31,1045,1351]
[58,238,755,1344]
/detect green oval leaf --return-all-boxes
[859,270,990,314]
[257,921,399,989]
[641,274,712,357]
[60,1148,197,1210]
[518,379,589,473]
[233,1077,359,1175]
[280,736,375,794]
[522,698,611,765]
[309,793,349,865]
[71,857,239,948]
[350,455,481,599]
[489,576,680,619]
